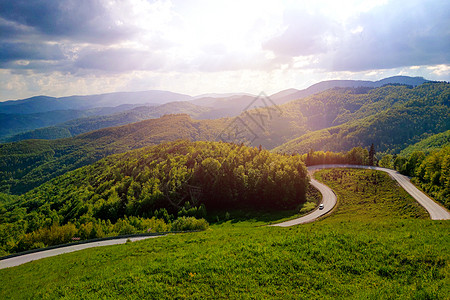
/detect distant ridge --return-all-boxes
[270,76,429,105]
[0,90,193,114]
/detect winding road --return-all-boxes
[272,164,450,227]
[2,164,449,269]
[0,236,161,270]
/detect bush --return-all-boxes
[171,217,209,231]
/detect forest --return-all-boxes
[274,82,450,154]
[0,82,449,257]
[1,82,449,196]
[0,140,309,255]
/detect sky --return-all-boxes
[0,0,449,101]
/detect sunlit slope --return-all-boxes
[274,82,450,154]
[5,102,213,142]
[400,130,450,156]
[226,82,449,149]
[0,115,227,194]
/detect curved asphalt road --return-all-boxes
[270,176,337,227]
[0,236,160,270]
[272,164,450,227]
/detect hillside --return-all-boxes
[400,130,450,156]
[1,168,446,299]
[5,102,213,142]
[0,76,429,141]
[0,140,308,255]
[273,82,450,154]
[1,82,448,194]
[0,114,227,194]
[0,104,152,141]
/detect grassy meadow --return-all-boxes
[0,168,448,299]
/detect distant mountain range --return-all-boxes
[269,76,429,105]
[0,76,432,142]
[0,90,192,114]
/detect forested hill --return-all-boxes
[273,82,450,154]
[399,130,450,156]
[0,115,227,194]
[0,140,308,255]
[4,102,212,142]
[1,82,448,194]
[218,82,448,150]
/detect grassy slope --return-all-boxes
[1,169,448,299]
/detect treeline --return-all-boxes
[379,145,450,209]
[300,145,375,166]
[0,140,308,255]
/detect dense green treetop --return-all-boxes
[0,115,227,194]
[399,130,450,156]
[0,140,308,254]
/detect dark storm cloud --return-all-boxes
[264,0,450,72]
[0,17,36,40]
[0,0,134,44]
[0,42,65,62]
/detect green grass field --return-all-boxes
[1,169,449,299]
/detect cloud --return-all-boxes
[0,0,135,44]
[0,42,65,62]
[74,48,164,72]
[263,0,450,72]
[263,10,336,57]
[0,0,448,101]
[324,0,450,71]
[0,17,37,40]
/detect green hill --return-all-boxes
[0,115,227,194]
[4,102,212,142]
[0,140,308,255]
[1,168,446,299]
[1,82,448,195]
[400,130,450,156]
[273,82,450,154]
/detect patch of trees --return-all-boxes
[0,140,308,255]
[301,146,373,166]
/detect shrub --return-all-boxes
[171,217,209,231]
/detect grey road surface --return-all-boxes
[272,164,450,227]
[270,176,337,227]
[0,236,160,269]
